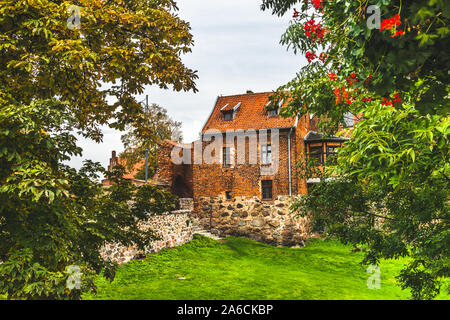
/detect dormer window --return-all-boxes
[268,108,278,117]
[221,102,241,121]
[223,111,233,121]
[266,99,283,117]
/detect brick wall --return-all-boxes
[153,141,193,198]
[192,128,304,210]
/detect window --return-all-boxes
[225,191,232,200]
[268,108,278,117]
[308,146,323,165]
[343,112,354,127]
[224,112,232,121]
[261,180,273,200]
[223,147,231,167]
[326,145,339,163]
[261,144,272,165]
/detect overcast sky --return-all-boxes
[68,0,307,170]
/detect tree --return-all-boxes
[0,0,197,140]
[0,0,195,299]
[0,102,177,299]
[120,103,183,180]
[261,0,449,299]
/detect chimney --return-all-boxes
[112,150,116,158]
[246,90,253,94]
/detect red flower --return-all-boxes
[381,93,402,107]
[304,20,325,42]
[342,90,349,98]
[305,51,317,63]
[380,14,401,32]
[310,0,324,11]
[329,73,337,81]
[391,30,405,38]
[333,87,341,104]
[381,97,394,107]
[393,93,402,103]
[380,14,406,38]
[293,8,299,18]
[346,77,353,86]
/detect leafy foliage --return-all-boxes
[120,103,183,180]
[262,0,449,299]
[0,102,177,299]
[0,0,192,299]
[0,0,198,140]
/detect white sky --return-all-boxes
[68,0,307,170]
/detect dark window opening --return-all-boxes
[262,180,273,200]
[225,191,232,200]
[308,146,323,165]
[223,147,231,167]
[268,108,278,117]
[224,112,233,121]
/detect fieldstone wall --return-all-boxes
[195,195,310,246]
[100,210,193,264]
[178,198,194,211]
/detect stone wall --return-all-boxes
[100,210,193,264]
[178,198,194,211]
[195,195,310,246]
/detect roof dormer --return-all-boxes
[221,102,241,121]
[266,99,283,117]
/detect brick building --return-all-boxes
[102,151,146,186]
[151,91,350,245]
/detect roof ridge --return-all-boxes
[218,91,274,99]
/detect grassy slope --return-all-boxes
[84,236,449,300]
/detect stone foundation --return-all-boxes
[195,196,310,246]
[100,210,193,264]
[178,198,194,211]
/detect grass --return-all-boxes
[84,235,449,300]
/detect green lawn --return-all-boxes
[84,235,449,300]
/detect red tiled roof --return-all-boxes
[202,92,296,133]
[161,139,183,147]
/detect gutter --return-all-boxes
[288,127,293,196]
